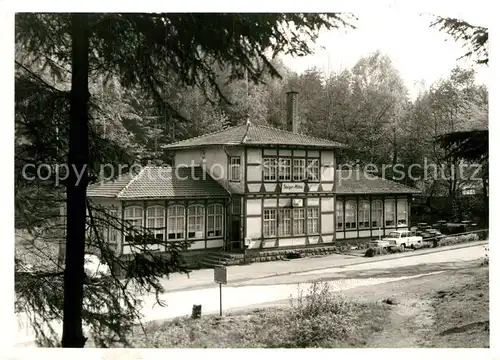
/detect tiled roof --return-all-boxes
[162,123,346,149]
[87,166,230,199]
[86,172,137,198]
[336,170,421,195]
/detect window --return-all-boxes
[263,158,277,181]
[385,199,395,227]
[232,198,241,215]
[229,157,241,182]
[146,206,165,242]
[106,208,119,244]
[293,208,305,235]
[263,209,277,237]
[278,158,292,181]
[358,201,370,228]
[293,159,306,181]
[207,204,223,238]
[336,201,344,230]
[397,199,408,226]
[188,205,205,239]
[124,206,143,243]
[307,159,320,181]
[95,207,118,245]
[307,207,319,234]
[345,201,357,229]
[371,200,383,228]
[278,208,292,236]
[167,205,185,240]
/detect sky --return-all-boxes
[280,8,489,100]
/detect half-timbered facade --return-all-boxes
[86,91,420,255]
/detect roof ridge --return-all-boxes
[254,124,345,146]
[116,167,147,198]
[163,124,245,147]
[241,120,251,144]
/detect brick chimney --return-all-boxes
[286,90,299,133]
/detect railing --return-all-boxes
[439,228,489,240]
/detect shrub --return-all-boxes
[364,248,376,257]
[364,247,387,257]
[388,246,404,253]
[439,233,480,247]
[271,282,357,347]
[477,230,489,240]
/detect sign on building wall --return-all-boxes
[292,199,303,207]
[281,182,306,193]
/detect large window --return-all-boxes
[371,200,383,228]
[293,159,306,181]
[385,199,395,227]
[263,158,277,181]
[124,206,143,243]
[307,207,319,234]
[207,204,223,238]
[345,201,357,229]
[264,156,320,182]
[397,199,408,226]
[358,201,370,228]
[278,208,292,236]
[229,157,241,182]
[263,209,277,237]
[146,206,165,241]
[336,201,344,230]
[307,159,320,181]
[188,205,205,239]
[167,205,185,240]
[278,158,292,181]
[293,208,305,235]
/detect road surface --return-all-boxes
[15,242,487,346]
[140,244,486,321]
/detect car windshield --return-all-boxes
[388,232,400,238]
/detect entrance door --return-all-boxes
[231,219,241,251]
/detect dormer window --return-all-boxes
[229,156,241,182]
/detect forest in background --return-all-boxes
[13,13,488,347]
[16,47,489,224]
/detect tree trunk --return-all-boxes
[62,13,89,348]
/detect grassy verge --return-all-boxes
[101,283,390,348]
[428,265,489,347]
[86,262,488,348]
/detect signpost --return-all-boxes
[214,265,227,316]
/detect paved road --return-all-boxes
[157,241,488,292]
[15,242,487,346]
[139,243,486,322]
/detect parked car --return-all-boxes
[383,230,424,250]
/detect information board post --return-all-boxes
[214,265,227,317]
